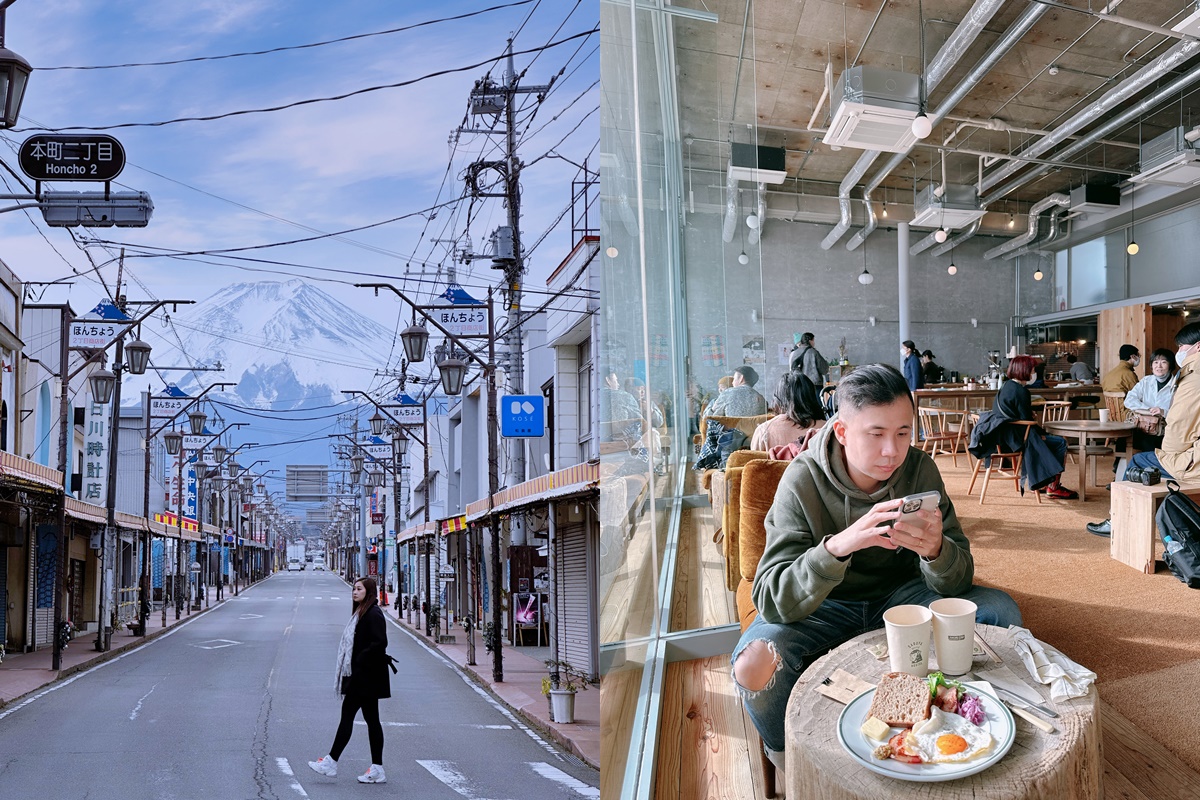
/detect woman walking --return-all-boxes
[309,577,393,783]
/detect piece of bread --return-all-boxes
[866,672,931,728]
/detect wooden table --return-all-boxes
[915,384,1099,413]
[785,625,1101,800]
[1041,419,1136,501]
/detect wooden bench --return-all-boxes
[1110,480,1200,573]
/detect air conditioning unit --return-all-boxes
[1069,183,1120,214]
[728,143,788,184]
[825,66,921,153]
[1130,126,1200,187]
[909,183,986,230]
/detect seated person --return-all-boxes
[1026,359,1048,389]
[1101,344,1141,394]
[920,350,943,385]
[1089,324,1200,536]
[1066,353,1096,383]
[600,370,643,442]
[717,375,734,393]
[977,355,1077,499]
[1123,348,1179,452]
[624,376,665,429]
[751,371,826,451]
[705,365,768,418]
[731,364,1022,774]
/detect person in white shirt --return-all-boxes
[1123,348,1179,451]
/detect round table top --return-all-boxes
[1042,419,1136,433]
[785,624,1100,799]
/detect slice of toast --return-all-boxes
[866,672,931,728]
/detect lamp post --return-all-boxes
[196,448,259,608]
[140,382,234,634]
[357,282,503,682]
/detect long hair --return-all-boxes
[353,576,379,618]
[775,371,825,427]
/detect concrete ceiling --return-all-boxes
[674,0,1200,211]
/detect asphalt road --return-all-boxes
[0,571,598,799]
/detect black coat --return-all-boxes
[345,605,391,699]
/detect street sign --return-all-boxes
[387,403,424,426]
[371,513,385,525]
[182,433,216,450]
[438,565,456,578]
[68,318,130,349]
[150,396,188,418]
[427,304,488,338]
[19,134,126,182]
[363,442,391,460]
[500,395,546,438]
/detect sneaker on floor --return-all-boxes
[308,756,337,777]
[357,764,386,784]
[1086,519,1112,537]
[1045,485,1079,500]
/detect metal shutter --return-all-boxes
[555,519,596,676]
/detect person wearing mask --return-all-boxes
[309,577,396,783]
[901,340,924,392]
[1122,348,1179,452]
[1066,354,1096,383]
[1088,325,1200,536]
[705,365,769,418]
[789,332,829,388]
[1026,360,1048,389]
[1101,345,1141,394]
[920,350,943,385]
[751,371,826,451]
[731,365,1022,776]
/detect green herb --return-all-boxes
[926,671,966,698]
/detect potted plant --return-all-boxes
[544,659,590,724]
[540,677,554,720]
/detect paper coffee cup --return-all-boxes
[883,604,932,676]
[930,598,977,676]
[1098,409,1110,423]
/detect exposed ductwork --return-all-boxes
[721,167,738,243]
[1003,208,1068,261]
[821,0,1007,251]
[931,218,981,256]
[847,1,1049,250]
[980,37,1200,198]
[984,193,1069,260]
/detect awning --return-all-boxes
[464,462,599,523]
[441,514,467,535]
[0,451,63,493]
[153,512,202,541]
[65,497,107,525]
[396,520,437,544]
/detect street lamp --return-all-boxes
[213,443,227,464]
[164,429,183,455]
[188,409,207,435]
[370,410,386,437]
[392,433,408,459]
[401,322,430,363]
[0,11,32,131]
[227,460,241,478]
[124,338,152,375]
[89,366,116,404]
[351,453,365,473]
[436,353,468,396]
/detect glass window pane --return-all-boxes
[1055,249,1068,312]
[1070,238,1107,308]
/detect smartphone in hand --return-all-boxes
[895,490,941,525]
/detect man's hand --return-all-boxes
[824,498,905,559]
[888,506,944,560]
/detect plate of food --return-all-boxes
[836,672,1016,782]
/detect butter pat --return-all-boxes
[860,715,890,741]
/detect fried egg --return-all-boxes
[908,706,994,764]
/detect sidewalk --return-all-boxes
[382,601,600,770]
[0,585,245,706]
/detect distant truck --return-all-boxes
[287,541,306,568]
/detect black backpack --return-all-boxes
[1155,480,1200,588]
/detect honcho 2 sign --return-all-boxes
[19,134,126,181]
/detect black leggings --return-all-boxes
[329,693,384,765]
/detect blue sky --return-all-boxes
[0,0,598,330]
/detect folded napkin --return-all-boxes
[1008,625,1097,702]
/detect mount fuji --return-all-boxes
[132,279,401,409]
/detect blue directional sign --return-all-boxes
[500,395,546,438]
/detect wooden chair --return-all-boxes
[1041,400,1072,423]
[967,419,1042,505]
[735,458,791,798]
[917,406,965,467]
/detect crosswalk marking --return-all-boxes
[354,721,512,729]
[527,762,600,797]
[418,760,508,800]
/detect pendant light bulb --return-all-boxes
[746,213,759,230]
[738,251,750,265]
[911,113,933,140]
[934,228,948,243]
[947,264,957,276]
[858,268,874,285]
[1008,213,1015,229]
[1127,240,1139,256]
[881,201,888,218]
[1033,269,1044,281]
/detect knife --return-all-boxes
[990,685,1059,719]
[1003,701,1056,733]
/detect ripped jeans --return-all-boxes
[730,578,1022,753]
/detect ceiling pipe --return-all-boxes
[930,218,981,256]
[984,193,1069,260]
[821,0,1007,251]
[1003,208,1067,260]
[983,62,1200,205]
[847,0,1047,250]
[980,37,1200,196]
[721,168,738,243]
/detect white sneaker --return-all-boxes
[308,755,337,777]
[357,764,386,783]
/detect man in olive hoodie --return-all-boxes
[731,364,1021,772]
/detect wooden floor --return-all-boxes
[655,654,1200,800]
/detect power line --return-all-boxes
[16,29,598,132]
[39,2,537,70]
